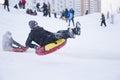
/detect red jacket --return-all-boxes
[21,0,26,5]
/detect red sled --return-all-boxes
[12,47,28,52]
[36,39,67,55]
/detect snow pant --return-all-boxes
[42,30,70,46]
[4,4,10,12]
[68,18,75,26]
[101,20,106,26]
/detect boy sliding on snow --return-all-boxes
[26,20,81,50]
[2,31,25,51]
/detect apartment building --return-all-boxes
[81,0,101,15]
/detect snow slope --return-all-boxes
[0,6,120,80]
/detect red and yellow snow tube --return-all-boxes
[36,39,67,55]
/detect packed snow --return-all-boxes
[0,5,120,80]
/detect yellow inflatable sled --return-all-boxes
[36,39,67,55]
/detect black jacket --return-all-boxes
[101,14,105,21]
[26,26,56,48]
[4,0,9,6]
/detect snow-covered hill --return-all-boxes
[0,6,120,80]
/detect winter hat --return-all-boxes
[6,31,11,36]
[29,20,38,29]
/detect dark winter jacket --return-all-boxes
[101,14,105,21]
[65,8,68,18]
[4,0,9,6]
[21,0,26,5]
[36,3,40,9]
[26,26,56,48]
[42,3,48,11]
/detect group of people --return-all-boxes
[26,2,51,16]
[3,0,51,17]
[3,0,27,12]
[60,8,75,27]
[2,20,81,51]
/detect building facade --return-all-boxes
[80,0,101,15]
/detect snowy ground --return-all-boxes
[0,6,120,80]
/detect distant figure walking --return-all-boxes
[4,0,10,12]
[100,13,106,27]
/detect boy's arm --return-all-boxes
[25,34,39,49]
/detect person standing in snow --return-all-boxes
[36,2,40,12]
[21,0,26,9]
[68,8,75,27]
[53,9,57,18]
[41,2,48,16]
[2,31,24,51]
[18,0,22,9]
[64,8,69,22]
[4,0,10,12]
[100,13,107,27]
[25,20,81,49]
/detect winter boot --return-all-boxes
[67,28,75,38]
[73,21,81,35]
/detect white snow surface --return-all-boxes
[0,6,120,80]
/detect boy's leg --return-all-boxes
[55,28,75,39]
[73,21,81,35]
[42,34,58,46]
[56,21,81,39]
[72,18,75,26]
